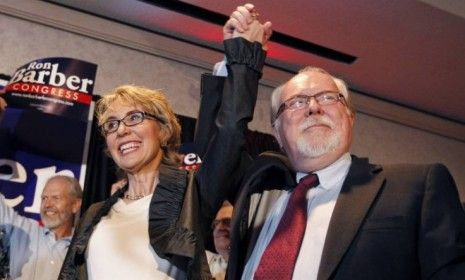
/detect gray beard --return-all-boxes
[295,116,340,159]
[41,212,71,230]
[296,132,340,159]
[41,216,61,229]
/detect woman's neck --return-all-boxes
[126,169,160,197]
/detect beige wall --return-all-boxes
[1,12,464,200]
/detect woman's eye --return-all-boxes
[129,113,142,122]
[107,121,118,129]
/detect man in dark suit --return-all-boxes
[215,5,465,280]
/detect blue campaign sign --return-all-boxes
[4,57,97,122]
[0,57,97,220]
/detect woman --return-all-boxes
[85,86,188,279]
[58,5,270,280]
[60,85,224,279]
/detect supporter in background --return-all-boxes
[206,200,233,280]
[0,175,82,280]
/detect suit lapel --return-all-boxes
[317,156,384,280]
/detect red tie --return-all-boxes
[254,173,319,280]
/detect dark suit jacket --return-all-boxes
[227,153,465,279]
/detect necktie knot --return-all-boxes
[297,173,319,191]
[292,173,319,201]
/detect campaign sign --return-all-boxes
[0,57,96,220]
[3,57,97,122]
[179,153,202,171]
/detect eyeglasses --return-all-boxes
[275,91,346,120]
[101,111,164,135]
[211,218,231,229]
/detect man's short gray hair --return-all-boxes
[46,175,83,199]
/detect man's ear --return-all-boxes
[347,110,355,128]
[72,199,82,214]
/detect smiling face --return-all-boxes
[273,70,354,172]
[97,86,182,168]
[104,101,164,174]
[40,177,80,232]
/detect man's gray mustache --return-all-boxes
[299,117,334,131]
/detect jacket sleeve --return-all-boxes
[195,37,266,231]
[193,73,225,159]
[419,164,465,278]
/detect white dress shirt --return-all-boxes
[206,250,227,280]
[242,153,352,280]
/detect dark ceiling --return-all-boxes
[47,0,465,125]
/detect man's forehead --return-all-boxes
[42,178,71,194]
[216,205,233,218]
[284,71,338,97]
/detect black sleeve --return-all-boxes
[195,37,266,231]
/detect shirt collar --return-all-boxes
[44,227,74,242]
[296,152,351,190]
